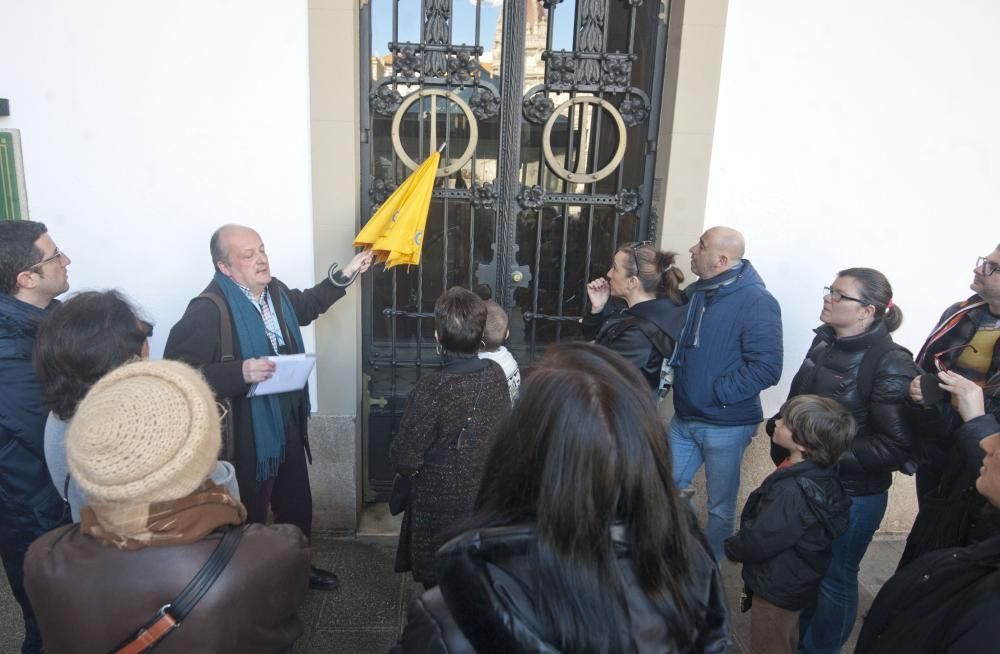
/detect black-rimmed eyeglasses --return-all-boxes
[976,257,1000,277]
[823,286,866,304]
[933,344,1000,391]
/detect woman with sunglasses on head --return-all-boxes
[582,242,688,395]
[393,342,729,653]
[768,268,919,654]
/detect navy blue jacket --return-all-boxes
[672,261,783,425]
[0,294,67,544]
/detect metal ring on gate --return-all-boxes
[542,96,627,184]
[391,89,479,178]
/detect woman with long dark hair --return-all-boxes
[771,268,919,654]
[394,342,729,653]
[390,287,510,588]
[582,242,687,394]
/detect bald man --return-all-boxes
[164,225,372,591]
[667,226,783,560]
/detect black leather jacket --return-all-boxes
[581,297,687,391]
[394,523,730,654]
[772,323,919,496]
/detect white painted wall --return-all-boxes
[0,1,328,406]
[706,0,999,414]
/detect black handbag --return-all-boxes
[388,472,415,516]
[389,365,489,516]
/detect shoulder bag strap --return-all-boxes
[198,291,237,462]
[198,291,234,363]
[627,314,673,358]
[111,525,245,654]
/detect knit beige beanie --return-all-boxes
[67,359,221,505]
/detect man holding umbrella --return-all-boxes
[164,224,372,590]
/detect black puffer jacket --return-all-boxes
[725,461,851,611]
[771,323,919,496]
[581,297,687,391]
[394,523,730,653]
[856,531,1000,653]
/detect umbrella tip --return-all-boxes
[437,141,447,153]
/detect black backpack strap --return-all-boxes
[858,337,909,403]
[606,314,676,399]
[111,525,244,654]
[198,291,234,363]
[607,314,672,358]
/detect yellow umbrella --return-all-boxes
[354,149,440,269]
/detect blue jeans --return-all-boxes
[669,416,756,560]
[798,491,888,654]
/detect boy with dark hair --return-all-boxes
[478,300,520,402]
[725,394,855,654]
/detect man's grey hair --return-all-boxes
[209,224,241,269]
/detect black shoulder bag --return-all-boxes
[389,366,488,515]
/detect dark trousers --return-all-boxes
[2,501,68,654]
[246,421,313,540]
[1,537,42,654]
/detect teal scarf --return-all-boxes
[213,272,306,481]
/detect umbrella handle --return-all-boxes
[328,262,360,288]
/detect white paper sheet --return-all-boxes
[247,353,317,398]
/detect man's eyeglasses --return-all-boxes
[823,286,866,304]
[933,344,1000,391]
[976,257,1000,277]
[933,343,977,373]
[22,248,66,274]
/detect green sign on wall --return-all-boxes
[0,129,29,221]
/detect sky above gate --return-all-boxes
[370,0,575,61]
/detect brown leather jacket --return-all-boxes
[24,523,310,654]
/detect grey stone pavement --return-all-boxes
[0,525,903,654]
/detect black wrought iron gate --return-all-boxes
[360,0,672,501]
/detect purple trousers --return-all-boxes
[246,420,313,539]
